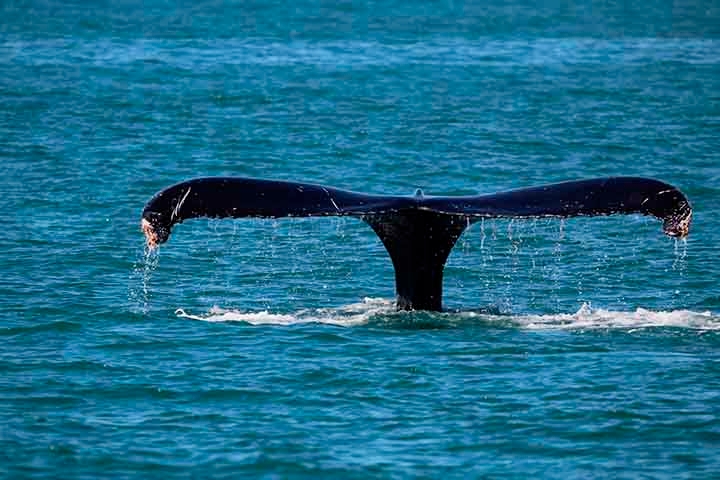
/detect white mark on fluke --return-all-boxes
[171,187,192,222]
[330,197,340,213]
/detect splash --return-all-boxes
[174,299,719,331]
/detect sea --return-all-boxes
[1,0,719,478]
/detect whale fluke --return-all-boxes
[141,177,692,311]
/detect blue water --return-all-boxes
[2,1,720,477]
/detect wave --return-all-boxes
[175,299,719,331]
[7,38,718,70]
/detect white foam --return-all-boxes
[462,303,720,331]
[175,300,719,331]
[175,307,299,325]
[175,297,395,327]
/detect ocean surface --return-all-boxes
[2,0,720,478]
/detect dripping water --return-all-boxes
[459,216,472,255]
[672,237,688,272]
[551,219,566,312]
[479,217,486,259]
[128,244,159,314]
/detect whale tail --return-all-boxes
[364,210,469,311]
[141,177,692,311]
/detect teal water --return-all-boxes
[2,1,720,478]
